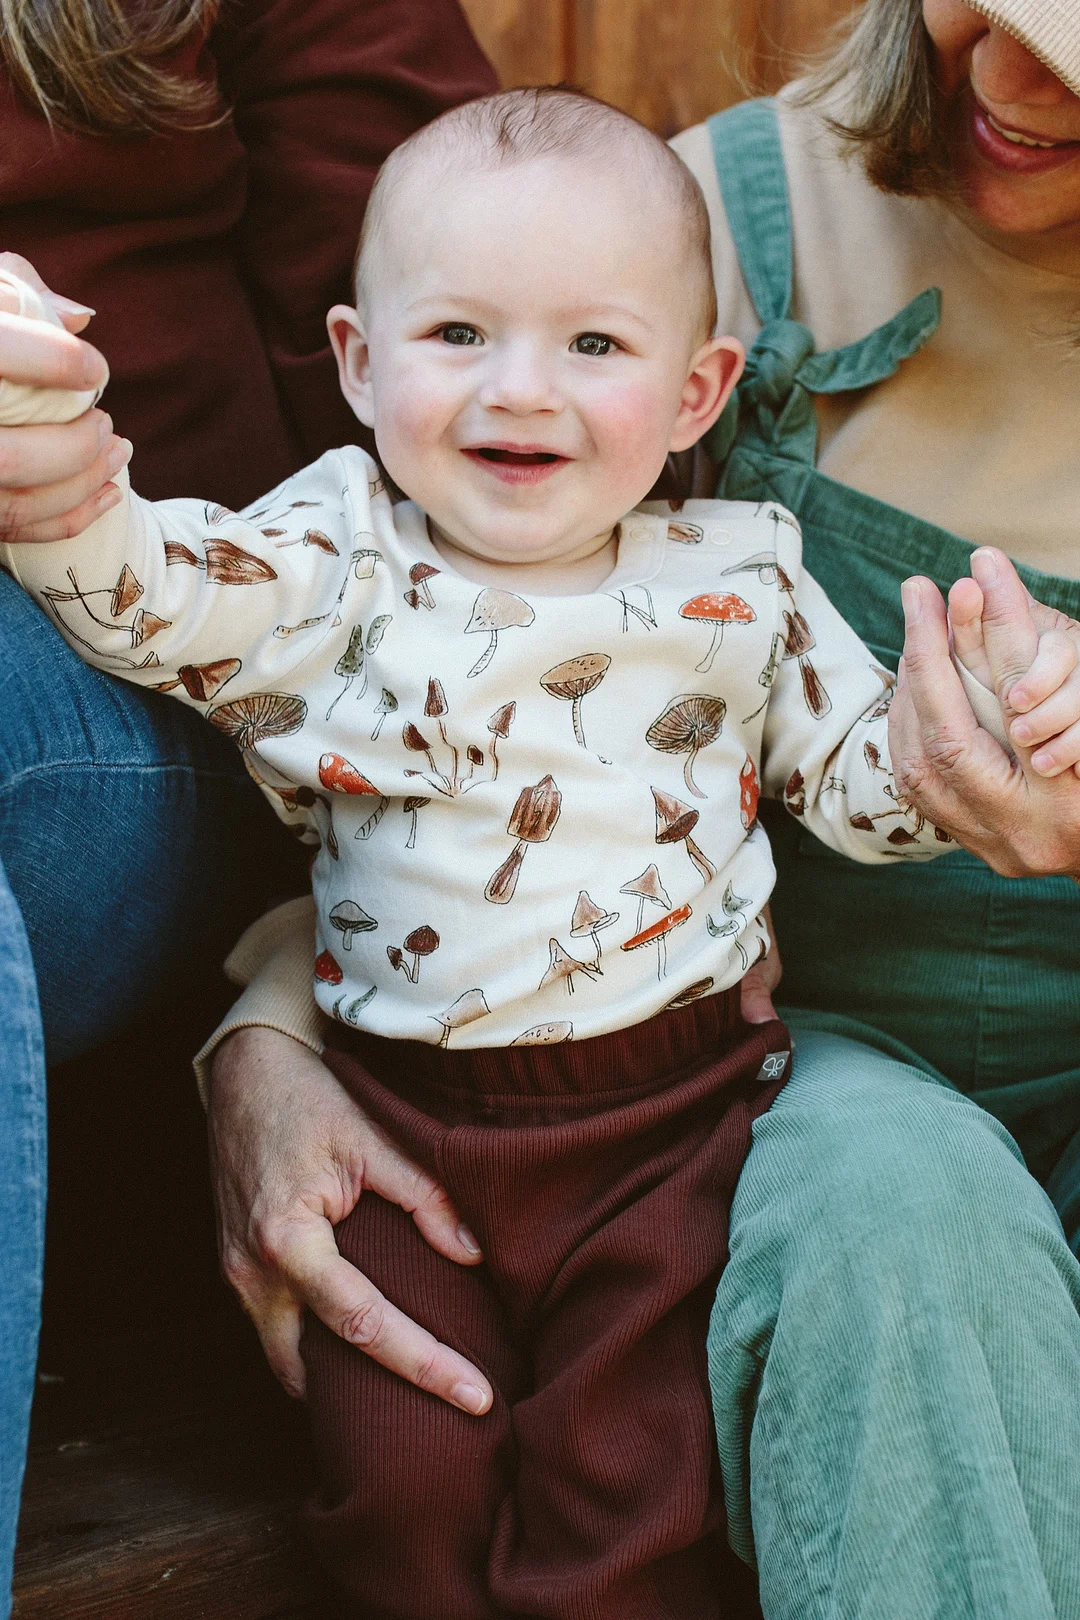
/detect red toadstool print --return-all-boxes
[484,774,562,904]
[664,978,715,1011]
[318,753,388,839]
[679,593,756,674]
[314,950,343,986]
[646,694,725,798]
[621,903,692,981]
[739,755,760,830]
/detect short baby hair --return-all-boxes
[354,86,718,342]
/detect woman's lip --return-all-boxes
[461,447,570,485]
[970,100,1080,174]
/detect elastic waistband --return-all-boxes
[328,986,743,1100]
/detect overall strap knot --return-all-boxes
[741,319,816,412]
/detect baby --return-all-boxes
[0,87,1050,1620]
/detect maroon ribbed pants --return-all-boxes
[304,992,790,1620]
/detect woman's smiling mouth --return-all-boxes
[970,98,1080,175]
[462,445,571,485]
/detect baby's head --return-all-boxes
[328,88,742,569]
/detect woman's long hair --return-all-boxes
[797,0,952,196]
[0,0,223,135]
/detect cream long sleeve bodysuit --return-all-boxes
[0,306,953,1050]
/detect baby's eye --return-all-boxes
[571,333,616,357]
[439,323,482,346]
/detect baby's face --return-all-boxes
[330,156,740,569]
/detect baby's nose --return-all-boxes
[478,344,562,414]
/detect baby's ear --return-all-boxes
[669,336,744,453]
[327,305,374,428]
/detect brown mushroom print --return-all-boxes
[207,692,307,750]
[204,538,278,586]
[663,978,715,1011]
[722,550,779,586]
[510,1022,574,1045]
[465,590,534,677]
[273,528,339,557]
[153,657,242,702]
[403,795,430,849]
[539,939,600,996]
[743,632,784,724]
[680,593,756,675]
[485,774,562,904]
[619,865,671,934]
[432,989,491,1047]
[164,541,201,568]
[404,562,439,611]
[387,925,440,983]
[41,566,172,661]
[329,901,377,952]
[651,787,716,885]
[540,654,611,749]
[621,903,692,981]
[646,695,726,799]
[668,521,704,545]
[782,609,833,719]
[486,703,516,779]
[570,892,620,969]
[784,769,807,818]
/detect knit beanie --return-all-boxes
[969,0,1080,97]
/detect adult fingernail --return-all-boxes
[106,437,131,472]
[54,295,95,316]
[1011,719,1032,744]
[972,547,999,583]
[1032,750,1053,774]
[452,1383,489,1415]
[457,1224,481,1256]
[901,580,921,624]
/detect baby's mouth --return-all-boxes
[463,445,570,484]
[475,447,563,465]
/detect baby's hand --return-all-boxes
[949,554,1080,778]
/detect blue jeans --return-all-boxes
[0,571,304,1615]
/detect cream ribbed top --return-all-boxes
[671,84,1080,583]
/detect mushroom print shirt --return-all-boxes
[1,433,957,1048]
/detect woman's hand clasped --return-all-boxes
[0,252,128,543]
[891,547,1080,880]
[208,1025,494,1415]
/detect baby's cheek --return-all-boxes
[590,382,674,477]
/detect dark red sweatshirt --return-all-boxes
[0,0,496,505]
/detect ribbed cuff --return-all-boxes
[193,895,326,1108]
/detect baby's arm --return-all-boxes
[0,272,375,709]
[760,527,954,859]
[949,548,1080,778]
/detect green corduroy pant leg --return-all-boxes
[709,1026,1080,1620]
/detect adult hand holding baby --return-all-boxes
[0,252,127,543]
[209,1026,493,1415]
[892,547,1080,879]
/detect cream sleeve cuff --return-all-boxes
[192,895,327,1107]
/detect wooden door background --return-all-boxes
[459,0,858,137]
